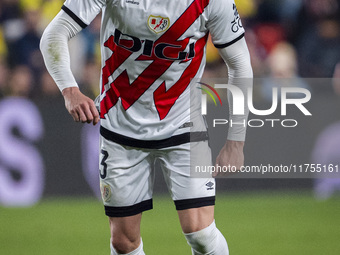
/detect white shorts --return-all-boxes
[99,129,215,217]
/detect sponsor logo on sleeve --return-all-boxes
[231,3,243,33]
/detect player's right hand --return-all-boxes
[62,87,100,125]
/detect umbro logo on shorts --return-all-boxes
[205,181,214,190]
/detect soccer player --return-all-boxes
[40,0,253,254]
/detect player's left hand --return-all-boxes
[214,140,244,177]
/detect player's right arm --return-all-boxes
[40,9,99,125]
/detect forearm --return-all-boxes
[40,10,82,92]
[218,37,253,141]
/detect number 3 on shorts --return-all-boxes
[99,149,108,179]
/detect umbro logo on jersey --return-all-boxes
[147,15,170,34]
[179,122,193,129]
[206,181,214,190]
[125,0,140,5]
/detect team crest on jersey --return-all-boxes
[147,15,170,34]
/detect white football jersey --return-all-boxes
[62,0,245,143]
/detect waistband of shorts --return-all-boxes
[100,126,209,149]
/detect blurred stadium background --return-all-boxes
[0,0,340,254]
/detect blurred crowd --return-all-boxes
[0,0,101,99]
[0,0,340,99]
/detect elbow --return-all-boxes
[40,32,46,54]
[228,58,253,79]
[245,62,253,79]
[40,28,49,55]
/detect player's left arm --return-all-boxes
[214,37,253,176]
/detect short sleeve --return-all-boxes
[62,0,106,28]
[206,0,245,48]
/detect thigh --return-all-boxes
[100,137,155,217]
[158,141,216,212]
[109,213,142,245]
